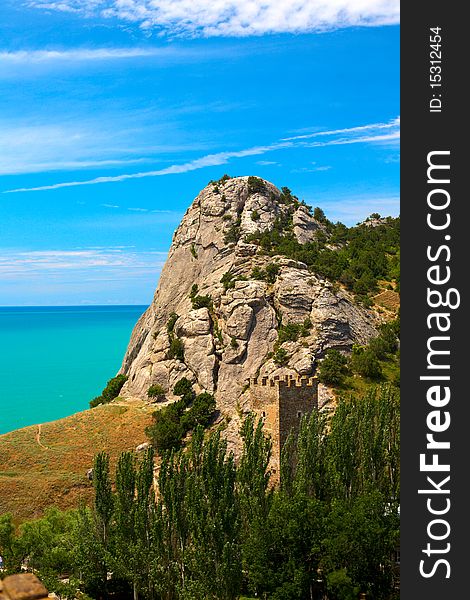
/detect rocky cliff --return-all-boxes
[118,176,378,422]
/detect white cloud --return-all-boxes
[303,130,400,148]
[318,195,399,225]
[3,117,399,194]
[0,48,172,63]
[3,141,293,193]
[28,1,400,36]
[284,117,400,141]
[0,247,167,280]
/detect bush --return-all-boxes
[317,350,348,386]
[250,263,280,284]
[181,392,216,430]
[173,377,194,400]
[350,347,382,379]
[264,262,280,283]
[221,271,235,290]
[146,405,184,453]
[166,312,179,334]
[247,176,265,194]
[168,337,184,361]
[276,319,311,347]
[146,380,216,453]
[89,374,127,408]
[148,384,165,400]
[191,294,212,310]
[224,216,241,244]
[273,347,288,366]
[251,209,260,221]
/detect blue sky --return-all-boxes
[0,1,399,306]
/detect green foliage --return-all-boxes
[276,319,311,348]
[317,350,348,386]
[243,188,399,298]
[247,176,265,194]
[167,336,184,361]
[190,283,199,298]
[89,374,128,408]
[230,336,239,349]
[94,452,113,530]
[190,294,213,309]
[146,379,216,453]
[221,271,235,290]
[273,347,288,366]
[173,377,194,400]
[251,209,260,221]
[313,206,327,223]
[221,271,247,291]
[189,283,213,309]
[326,569,360,600]
[166,311,179,334]
[251,262,280,283]
[190,243,198,259]
[166,312,184,361]
[350,346,383,379]
[224,215,242,244]
[145,403,185,453]
[218,173,232,184]
[147,384,165,400]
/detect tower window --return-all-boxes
[262,411,266,418]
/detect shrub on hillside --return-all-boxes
[317,350,348,386]
[147,384,165,400]
[89,374,127,408]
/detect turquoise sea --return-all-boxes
[0,306,146,435]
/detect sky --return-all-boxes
[0,0,400,306]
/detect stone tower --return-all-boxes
[248,374,319,481]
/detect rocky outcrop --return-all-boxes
[119,176,379,414]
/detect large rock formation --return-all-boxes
[119,176,378,421]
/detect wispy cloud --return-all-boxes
[283,117,400,141]
[28,1,400,37]
[3,117,399,194]
[291,163,332,173]
[304,131,400,148]
[0,247,167,280]
[0,48,172,63]
[3,141,293,193]
[318,195,400,225]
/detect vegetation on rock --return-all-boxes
[145,379,216,453]
[89,374,128,408]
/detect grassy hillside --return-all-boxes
[0,399,153,523]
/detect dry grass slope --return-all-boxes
[0,399,154,523]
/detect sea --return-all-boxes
[0,305,146,435]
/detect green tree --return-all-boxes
[317,350,348,386]
[350,347,382,379]
[237,415,273,596]
[0,513,22,574]
[93,451,114,547]
[147,384,165,400]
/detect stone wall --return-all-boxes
[249,375,318,482]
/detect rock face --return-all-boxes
[119,177,378,415]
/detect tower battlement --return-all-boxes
[248,375,317,389]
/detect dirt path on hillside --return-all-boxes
[36,424,49,450]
